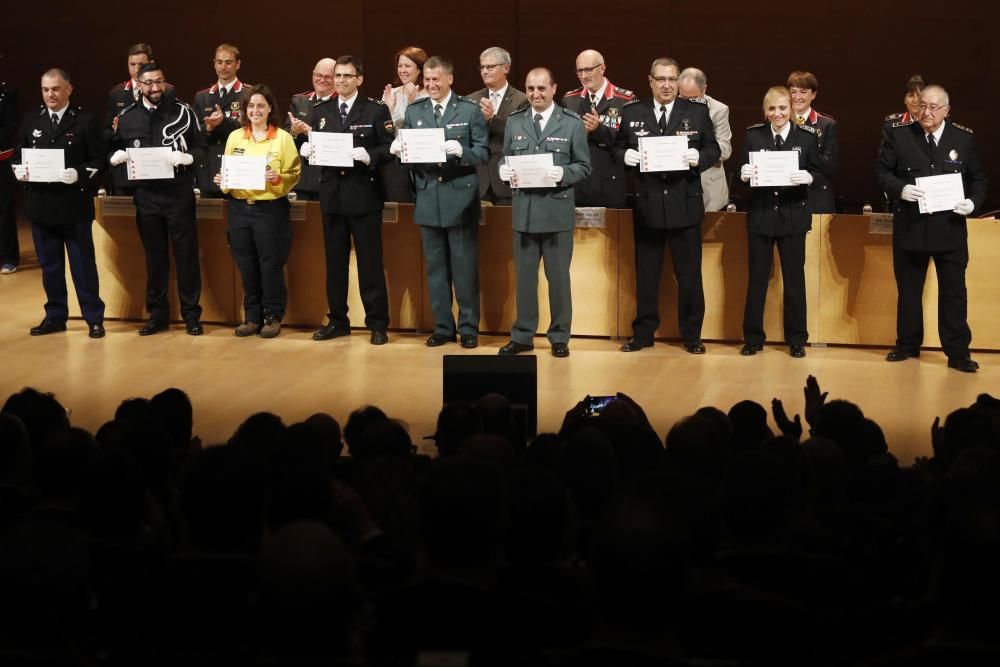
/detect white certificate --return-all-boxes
[221,155,267,191]
[638,135,688,172]
[126,147,173,180]
[399,128,446,163]
[308,131,354,167]
[916,173,966,214]
[505,153,556,188]
[21,148,66,182]
[748,150,799,187]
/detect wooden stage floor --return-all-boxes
[2,258,997,464]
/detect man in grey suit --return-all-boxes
[678,67,732,212]
[497,67,591,358]
[465,47,528,205]
[391,56,489,348]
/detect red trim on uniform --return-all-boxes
[902,111,911,124]
[0,149,13,161]
[232,80,244,92]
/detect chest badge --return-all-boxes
[681,119,691,131]
[32,129,42,138]
[949,149,959,161]
[417,119,424,127]
[134,139,141,148]
[319,117,326,129]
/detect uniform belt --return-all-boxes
[235,197,283,206]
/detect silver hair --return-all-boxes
[678,67,707,91]
[921,84,950,106]
[479,47,511,66]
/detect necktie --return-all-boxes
[492,92,500,111]
[533,113,543,136]
[591,93,599,111]
[658,105,667,134]
[434,103,443,126]
[340,102,349,126]
[927,134,937,151]
[219,86,227,99]
[51,113,59,130]
[774,134,784,149]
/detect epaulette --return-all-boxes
[621,99,641,109]
[561,107,581,119]
[368,97,385,105]
[884,111,903,122]
[796,124,816,134]
[685,97,708,105]
[293,90,313,98]
[118,102,138,116]
[196,86,213,94]
[890,121,911,128]
[952,122,974,134]
[817,111,836,121]
[746,122,766,130]
[612,86,635,99]
[562,87,584,98]
[509,106,530,116]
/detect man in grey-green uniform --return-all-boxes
[393,56,489,349]
[498,67,591,358]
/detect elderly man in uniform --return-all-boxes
[497,67,591,358]
[392,56,489,348]
[285,57,337,201]
[465,46,527,205]
[13,68,106,337]
[876,84,987,372]
[787,71,838,213]
[678,67,731,212]
[562,50,634,208]
[614,58,720,355]
[193,43,247,198]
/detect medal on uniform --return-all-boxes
[950,149,959,161]
[417,119,423,127]
[134,139,141,148]
[681,119,691,131]
[609,108,618,118]
[32,129,42,138]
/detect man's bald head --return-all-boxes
[574,49,606,93]
[313,58,337,96]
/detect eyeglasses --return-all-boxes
[917,103,949,113]
[479,63,503,72]
[575,63,604,76]
[651,76,679,84]
[334,73,358,80]
[312,72,335,82]
[139,78,166,87]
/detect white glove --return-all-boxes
[546,166,564,183]
[683,148,700,167]
[168,151,194,167]
[389,137,403,157]
[624,148,641,167]
[58,168,78,185]
[110,149,129,166]
[954,199,975,216]
[351,147,370,165]
[299,141,312,159]
[900,185,925,202]
[740,164,753,182]
[443,139,463,158]
[789,170,813,186]
[13,164,29,181]
[498,164,514,182]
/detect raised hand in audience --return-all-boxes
[771,397,803,441]
[804,374,828,427]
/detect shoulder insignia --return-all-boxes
[368,97,385,105]
[118,102,137,116]
[890,121,911,128]
[196,86,213,94]
[686,97,708,105]
[952,122,974,134]
[612,87,635,100]
[561,107,581,119]
[509,106,529,116]
[796,124,816,134]
[884,112,903,122]
[621,99,641,109]
[746,121,766,130]
[563,87,584,98]
[293,90,313,98]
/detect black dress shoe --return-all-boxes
[460,335,478,349]
[886,348,919,362]
[370,330,389,345]
[185,320,204,336]
[948,357,979,373]
[313,324,351,341]
[789,344,806,358]
[426,333,456,347]
[552,342,570,358]
[30,319,67,336]
[89,323,106,339]
[684,340,706,355]
[138,319,169,336]
[620,338,653,352]
[740,343,764,356]
[498,341,534,355]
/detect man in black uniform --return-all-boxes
[303,55,393,345]
[787,71,838,213]
[876,84,987,372]
[104,43,153,196]
[13,68,106,337]
[284,57,337,201]
[613,57,720,354]
[109,61,206,336]
[562,49,635,208]
[192,43,247,198]
[0,76,18,273]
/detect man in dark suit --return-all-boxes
[13,68,106,337]
[562,49,635,208]
[788,71,838,213]
[465,46,527,205]
[613,57,720,354]
[498,67,591,358]
[103,43,153,196]
[192,43,247,198]
[876,84,988,372]
[0,77,18,273]
[306,55,393,346]
[285,57,337,201]
[392,56,489,349]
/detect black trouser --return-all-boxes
[893,242,971,360]
[632,223,705,344]
[321,210,389,332]
[0,165,18,266]
[31,220,105,324]
[743,231,808,346]
[228,198,292,323]
[134,186,202,323]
